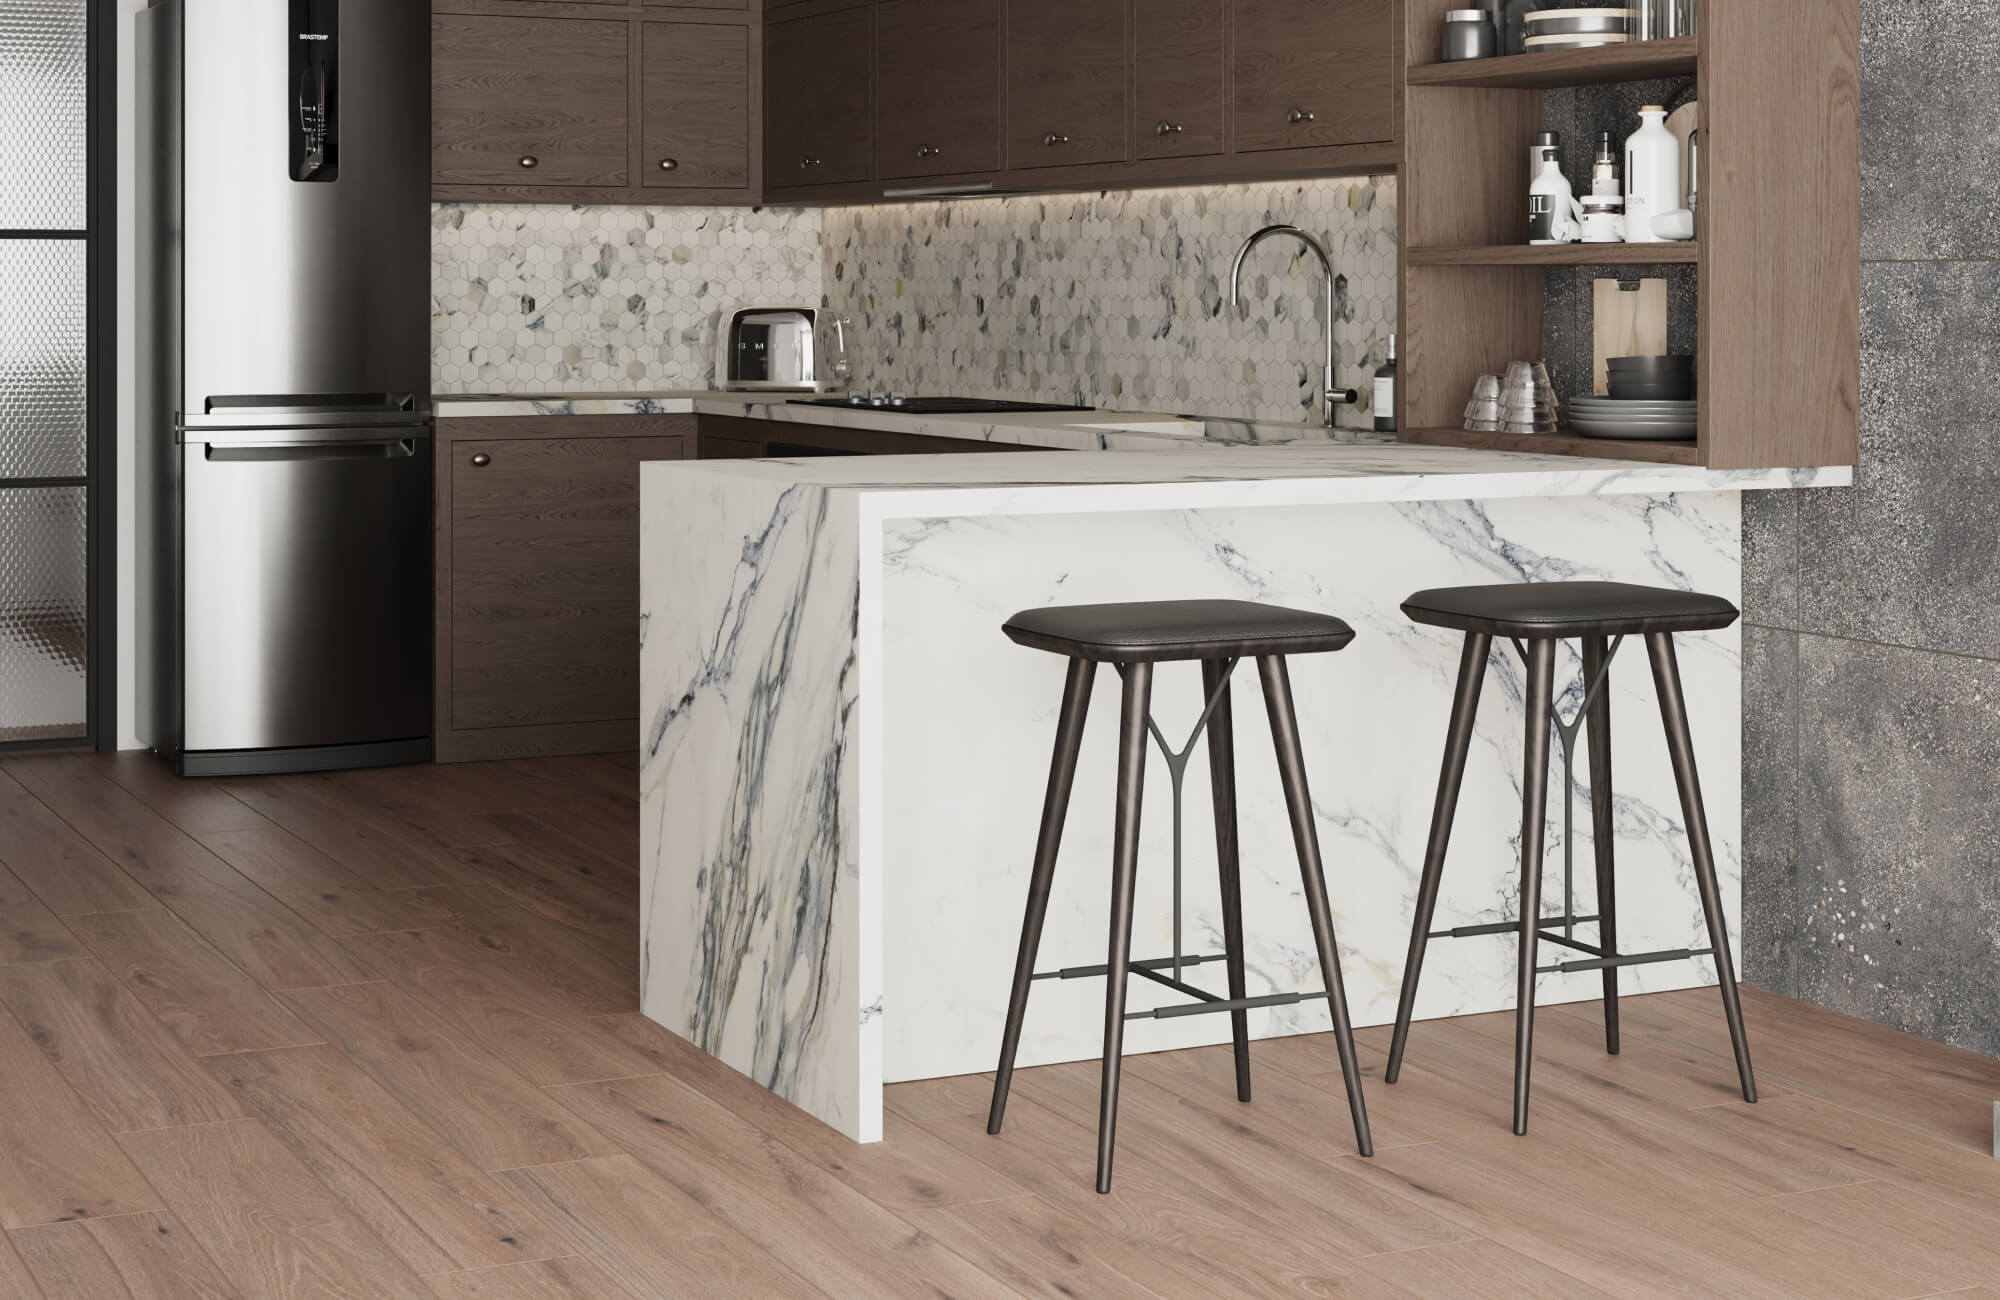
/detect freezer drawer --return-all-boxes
[182,433,430,753]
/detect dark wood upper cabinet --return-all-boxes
[1232,0,1393,153]
[1005,0,1129,169]
[1134,0,1226,161]
[766,4,873,189]
[432,15,630,189]
[642,22,751,190]
[876,0,1001,180]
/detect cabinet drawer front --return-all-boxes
[876,0,1001,180]
[643,23,750,189]
[433,15,630,188]
[766,5,874,188]
[448,436,683,731]
[1232,0,1392,154]
[1005,0,1128,168]
[1135,0,1225,160]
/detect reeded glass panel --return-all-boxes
[0,486,85,742]
[0,239,86,478]
[0,0,87,231]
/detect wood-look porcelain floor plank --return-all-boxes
[0,862,84,965]
[66,909,322,1057]
[81,750,266,834]
[117,1118,430,1300]
[0,779,153,916]
[421,1255,626,1299]
[204,1045,574,1276]
[1348,1238,1614,1298]
[274,981,616,1172]
[389,886,636,1016]
[195,825,467,939]
[0,1012,160,1229]
[216,776,477,891]
[11,1209,242,1300]
[0,958,245,1132]
[898,1194,1198,1300]
[447,842,636,970]
[548,1072,1017,1300]
[500,1155,825,1299]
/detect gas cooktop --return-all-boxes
[789,395,1094,416]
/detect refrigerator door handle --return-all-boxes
[204,438,418,463]
[203,392,417,416]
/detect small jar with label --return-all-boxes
[1440,10,1498,61]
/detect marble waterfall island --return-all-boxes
[639,442,1849,1141]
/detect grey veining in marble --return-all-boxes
[1798,260,2000,659]
[1796,636,2000,1053]
[821,178,1398,428]
[1859,0,2000,261]
[1740,626,1800,994]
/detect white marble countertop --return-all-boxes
[432,390,1386,453]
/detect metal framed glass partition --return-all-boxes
[0,0,109,747]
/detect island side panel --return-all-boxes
[876,490,1743,1083]
[639,465,872,1139]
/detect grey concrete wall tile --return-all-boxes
[1741,627,1801,995]
[1741,489,1799,631]
[1796,634,2000,1055]
[1861,0,2000,260]
[1797,260,2000,657]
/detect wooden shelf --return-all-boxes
[1399,426,1702,466]
[1406,37,1698,89]
[1407,242,1701,267]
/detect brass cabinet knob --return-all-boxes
[1286,107,1315,125]
[658,158,679,171]
[470,453,491,467]
[1156,120,1183,136]
[1043,131,1069,147]
[916,144,941,158]
[517,155,538,169]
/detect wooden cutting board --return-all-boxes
[1593,278,1668,394]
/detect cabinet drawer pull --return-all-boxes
[470,453,491,468]
[800,155,822,169]
[1286,107,1315,125]
[915,144,941,159]
[658,157,679,172]
[1043,131,1069,147]
[517,155,539,169]
[1156,120,1183,136]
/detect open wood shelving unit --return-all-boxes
[1394,2,1860,470]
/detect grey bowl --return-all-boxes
[1607,354,1694,370]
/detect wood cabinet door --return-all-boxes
[433,15,630,188]
[448,436,683,732]
[1231,0,1392,153]
[642,23,750,189]
[876,0,1001,180]
[1005,0,1128,168]
[1135,0,1225,160]
[766,4,873,188]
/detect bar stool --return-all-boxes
[1385,581,1757,1134]
[988,599,1373,1193]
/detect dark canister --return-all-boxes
[1441,9,1498,61]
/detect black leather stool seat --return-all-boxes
[1002,599,1355,663]
[1401,581,1739,639]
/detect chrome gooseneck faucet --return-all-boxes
[1229,224,1357,428]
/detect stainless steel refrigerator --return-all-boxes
[138,0,432,776]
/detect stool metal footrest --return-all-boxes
[1429,912,1600,940]
[1536,946,1714,975]
[1128,989,1330,1022]
[1031,953,1226,982]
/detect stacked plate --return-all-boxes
[1523,7,1634,50]
[1567,396,1697,441]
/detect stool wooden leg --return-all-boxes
[989,657,1096,1135]
[1097,661,1152,1193]
[1387,632,1492,1084]
[1514,637,1558,1135]
[1201,658,1252,1103]
[1647,632,1758,1104]
[1582,635,1621,1056]
[1258,655,1373,1158]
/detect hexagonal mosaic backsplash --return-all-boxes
[432,204,824,393]
[822,177,1398,428]
[431,177,1399,424]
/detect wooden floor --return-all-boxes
[0,752,1996,1297]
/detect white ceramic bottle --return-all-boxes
[1623,104,1681,244]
